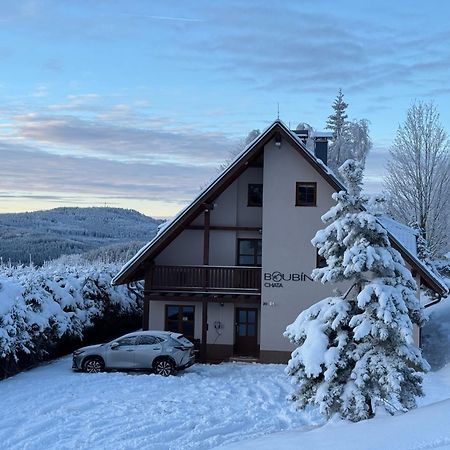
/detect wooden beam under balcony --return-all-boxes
[186,225,262,232]
[147,293,260,304]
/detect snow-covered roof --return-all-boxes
[377,216,447,296]
[112,120,448,296]
[379,216,418,257]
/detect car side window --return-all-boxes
[137,335,159,345]
[117,337,137,346]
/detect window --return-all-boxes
[316,249,327,268]
[165,305,195,342]
[117,337,137,346]
[137,335,163,345]
[296,182,317,206]
[237,239,262,266]
[247,184,263,207]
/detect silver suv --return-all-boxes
[72,331,195,376]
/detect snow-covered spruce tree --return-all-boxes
[284,159,429,421]
[325,90,372,173]
[326,88,348,140]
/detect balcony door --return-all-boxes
[234,307,258,356]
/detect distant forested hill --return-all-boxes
[0,207,163,265]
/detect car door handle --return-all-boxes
[152,347,160,350]
[126,349,134,352]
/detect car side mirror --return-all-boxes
[110,342,119,349]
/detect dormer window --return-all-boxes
[296,182,317,206]
[248,184,263,207]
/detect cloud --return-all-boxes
[12,113,235,165]
[121,13,204,23]
[363,144,391,194]
[32,85,49,98]
[161,2,450,97]
[48,94,101,111]
[0,139,217,204]
[42,57,64,72]
[3,1,449,100]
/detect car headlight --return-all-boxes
[73,349,85,356]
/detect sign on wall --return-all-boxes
[263,271,313,288]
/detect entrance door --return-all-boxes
[235,308,258,356]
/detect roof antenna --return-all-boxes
[277,102,280,120]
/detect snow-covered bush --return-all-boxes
[0,255,142,377]
[285,159,429,422]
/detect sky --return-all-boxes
[1,0,449,218]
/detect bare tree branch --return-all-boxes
[384,101,450,256]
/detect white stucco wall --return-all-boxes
[260,138,347,353]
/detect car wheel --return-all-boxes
[83,357,105,373]
[153,358,175,376]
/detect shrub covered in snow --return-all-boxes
[285,159,429,422]
[0,255,142,377]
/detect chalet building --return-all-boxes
[112,120,447,363]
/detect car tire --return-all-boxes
[153,358,175,376]
[83,357,105,373]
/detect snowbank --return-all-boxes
[222,398,450,449]
[221,364,450,450]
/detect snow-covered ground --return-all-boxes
[223,366,450,450]
[0,359,320,450]
[0,358,449,450]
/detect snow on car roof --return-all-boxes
[120,330,178,338]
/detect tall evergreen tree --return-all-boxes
[285,159,429,422]
[325,90,371,173]
[326,88,348,140]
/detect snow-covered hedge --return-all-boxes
[0,255,142,377]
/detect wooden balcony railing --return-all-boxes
[149,265,261,293]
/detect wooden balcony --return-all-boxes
[149,265,261,294]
